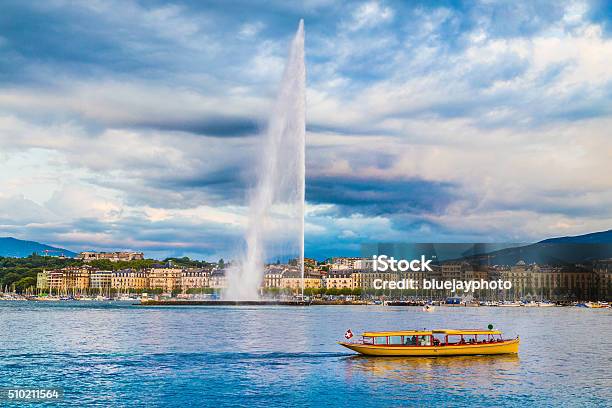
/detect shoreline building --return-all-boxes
[209,269,227,290]
[324,271,353,290]
[499,261,594,300]
[330,257,363,272]
[593,259,611,300]
[352,270,400,292]
[78,251,144,262]
[48,266,94,293]
[264,265,284,288]
[111,269,148,291]
[180,269,210,292]
[148,267,182,292]
[90,270,113,291]
[280,269,322,293]
[36,270,50,291]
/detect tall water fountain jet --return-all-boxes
[225,20,305,300]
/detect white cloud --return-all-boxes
[238,22,265,39]
[349,1,394,30]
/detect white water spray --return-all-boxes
[225,20,305,300]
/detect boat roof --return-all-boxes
[434,329,502,335]
[361,329,502,336]
[362,330,431,336]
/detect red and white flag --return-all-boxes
[344,329,353,339]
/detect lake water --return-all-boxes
[0,302,610,407]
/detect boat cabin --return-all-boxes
[360,329,506,346]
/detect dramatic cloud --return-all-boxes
[0,0,611,259]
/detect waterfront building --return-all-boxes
[352,270,400,292]
[48,267,93,292]
[36,270,50,290]
[48,270,64,292]
[90,270,113,290]
[281,269,322,293]
[354,258,374,271]
[209,269,227,289]
[500,261,594,300]
[330,257,363,271]
[264,266,283,288]
[111,269,148,291]
[78,251,144,262]
[180,269,210,291]
[329,263,350,272]
[441,262,472,281]
[148,268,182,292]
[324,271,354,290]
[463,268,488,282]
[351,270,366,290]
[593,259,611,300]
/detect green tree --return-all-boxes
[14,277,36,293]
[1,272,21,288]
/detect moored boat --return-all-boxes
[578,302,609,308]
[498,301,522,307]
[338,329,519,356]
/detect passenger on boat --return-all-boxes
[419,336,432,346]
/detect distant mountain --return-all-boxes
[539,229,612,244]
[461,229,612,266]
[0,237,77,258]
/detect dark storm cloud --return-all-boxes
[149,165,251,205]
[137,117,261,137]
[0,2,160,81]
[307,176,457,216]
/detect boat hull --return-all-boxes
[338,338,519,356]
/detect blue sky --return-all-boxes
[0,0,611,260]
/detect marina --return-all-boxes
[135,299,310,306]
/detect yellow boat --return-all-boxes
[338,329,519,356]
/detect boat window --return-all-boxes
[404,335,417,345]
[433,334,445,345]
[417,336,431,346]
[447,335,461,345]
[388,336,403,345]
[374,336,387,345]
[464,335,476,344]
[363,336,373,345]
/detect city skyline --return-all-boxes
[1,1,612,260]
